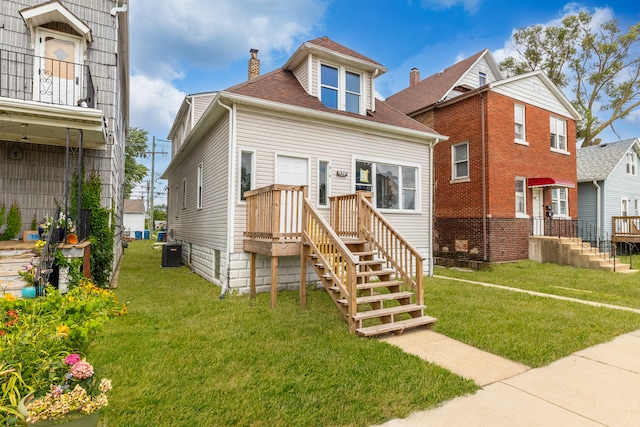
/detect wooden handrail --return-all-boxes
[303,198,358,331]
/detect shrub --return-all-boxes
[0,202,21,241]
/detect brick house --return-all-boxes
[386,49,582,267]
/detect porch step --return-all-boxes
[352,251,377,258]
[352,303,425,321]
[356,280,404,291]
[356,316,437,337]
[357,269,394,278]
[338,291,414,306]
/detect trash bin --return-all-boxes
[157,231,166,242]
[162,244,182,267]
[134,231,142,239]
[144,230,150,240]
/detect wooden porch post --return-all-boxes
[250,252,256,299]
[300,190,309,309]
[270,256,278,309]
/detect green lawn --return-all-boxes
[87,242,640,426]
[88,241,477,427]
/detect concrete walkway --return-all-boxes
[374,280,640,427]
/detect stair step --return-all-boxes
[356,280,404,291]
[356,316,437,337]
[352,251,377,258]
[357,269,393,277]
[358,259,384,266]
[352,304,425,321]
[338,291,414,306]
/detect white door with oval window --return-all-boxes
[276,155,308,235]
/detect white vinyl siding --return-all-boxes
[493,74,574,119]
[182,178,187,209]
[452,142,469,181]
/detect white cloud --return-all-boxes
[130,0,328,80]
[130,75,186,137]
[420,0,482,14]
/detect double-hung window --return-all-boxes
[355,160,418,211]
[452,142,469,181]
[626,152,637,175]
[479,72,486,86]
[515,178,526,217]
[239,150,255,201]
[320,64,361,114]
[622,198,630,216]
[196,163,203,209]
[551,188,568,217]
[318,160,330,207]
[182,178,187,209]
[514,104,526,143]
[550,116,567,152]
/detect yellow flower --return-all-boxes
[119,305,128,316]
[3,294,16,302]
[56,325,70,338]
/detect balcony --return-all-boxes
[0,49,106,149]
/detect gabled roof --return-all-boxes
[20,0,92,43]
[224,67,437,133]
[283,36,387,75]
[123,199,145,214]
[577,138,640,182]
[386,49,495,115]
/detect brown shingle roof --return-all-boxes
[307,36,383,67]
[386,49,487,115]
[224,68,440,134]
[124,199,145,214]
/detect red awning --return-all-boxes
[527,177,575,188]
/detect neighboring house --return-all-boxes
[162,37,446,295]
[577,138,640,238]
[123,199,146,237]
[0,1,129,274]
[386,49,582,267]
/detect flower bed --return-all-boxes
[0,280,125,425]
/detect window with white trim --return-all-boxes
[174,185,179,217]
[635,198,640,216]
[514,104,525,142]
[479,72,486,86]
[182,178,187,209]
[515,178,526,216]
[318,160,330,207]
[626,152,637,175]
[550,116,567,152]
[239,150,254,201]
[355,160,418,211]
[320,63,362,114]
[196,163,203,209]
[452,142,469,180]
[551,188,568,217]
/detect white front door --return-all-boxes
[34,29,82,105]
[532,188,544,236]
[276,155,308,234]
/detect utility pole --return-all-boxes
[145,136,168,234]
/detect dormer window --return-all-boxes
[479,72,486,86]
[320,63,362,114]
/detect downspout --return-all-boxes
[218,100,236,299]
[371,68,379,112]
[480,92,487,261]
[593,180,601,247]
[428,138,439,276]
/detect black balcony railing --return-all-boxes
[0,49,95,108]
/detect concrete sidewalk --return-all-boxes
[376,329,640,426]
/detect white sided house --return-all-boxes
[162,37,447,336]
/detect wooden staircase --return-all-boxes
[300,192,436,337]
[0,242,36,298]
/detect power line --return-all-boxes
[146,136,169,231]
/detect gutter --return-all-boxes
[218,100,236,299]
[428,138,440,276]
[480,92,487,261]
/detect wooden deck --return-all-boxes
[612,216,640,243]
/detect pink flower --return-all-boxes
[64,354,81,366]
[70,360,94,379]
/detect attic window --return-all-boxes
[479,72,486,86]
[320,63,362,114]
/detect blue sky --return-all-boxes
[128,0,639,204]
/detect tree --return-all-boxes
[500,12,640,147]
[124,127,149,198]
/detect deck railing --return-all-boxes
[244,184,307,241]
[0,49,95,108]
[302,198,358,331]
[612,216,640,241]
[330,192,424,306]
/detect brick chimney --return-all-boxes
[410,68,420,87]
[248,49,260,80]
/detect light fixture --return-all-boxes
[21,124,29,142]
